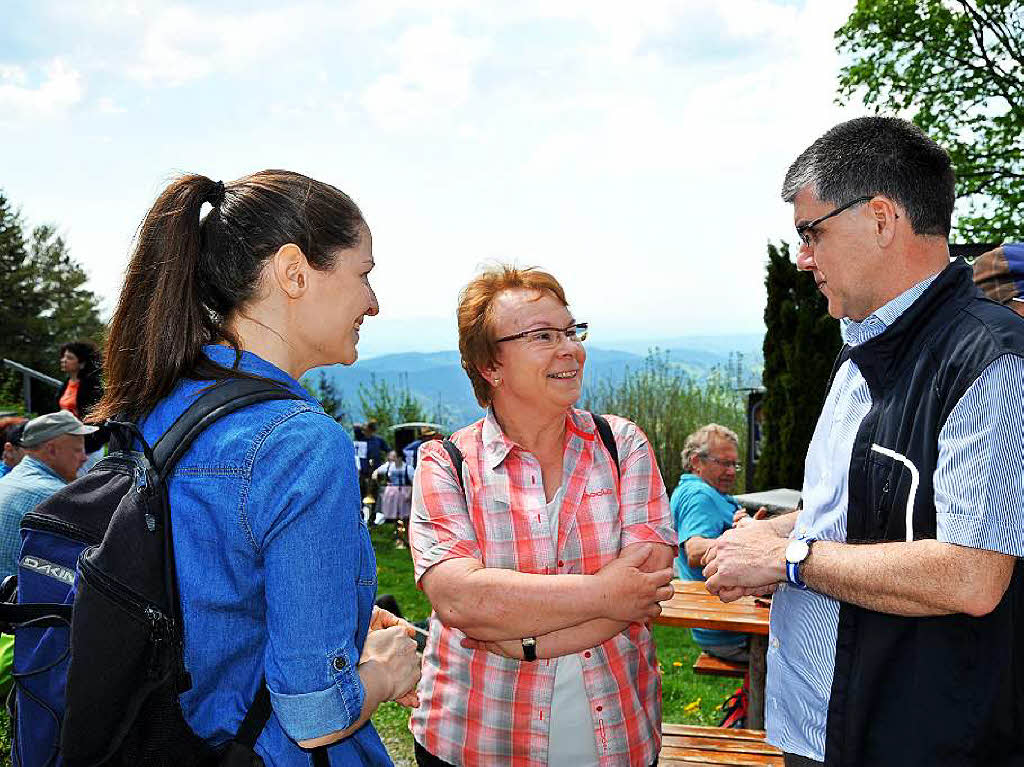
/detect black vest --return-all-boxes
[822,260,1024,766]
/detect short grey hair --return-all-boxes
[681,424,739,473]
[782,116,955,237]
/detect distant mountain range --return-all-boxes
[309,333,764,430]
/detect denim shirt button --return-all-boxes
[333,656,347,671]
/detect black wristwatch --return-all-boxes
[521,636,537,662]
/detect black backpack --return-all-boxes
[0,378,307,767]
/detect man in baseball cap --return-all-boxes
[0,411,97,577]
[973,243,1024,317]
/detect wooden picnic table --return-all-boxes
[656,580,771,730]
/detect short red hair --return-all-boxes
[457,265,569,407]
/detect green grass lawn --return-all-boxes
[0,524,735,767]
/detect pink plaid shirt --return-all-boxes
[409,407,675,767]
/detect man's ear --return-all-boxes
[269,243,310,299]
[869,197,900,247]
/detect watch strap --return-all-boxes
[786,536,816,590]
[786,559,807,590]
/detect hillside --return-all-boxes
[309,333,763,431]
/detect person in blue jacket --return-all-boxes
[671,423,749,661]
[90,170,421,765]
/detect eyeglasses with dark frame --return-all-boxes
[495,322,589,347]
[701,454,743,472]
[796,195,875,248]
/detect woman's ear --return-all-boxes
[270,243,310,299]
[478,361,503,387]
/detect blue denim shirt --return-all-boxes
[138,345,390,765]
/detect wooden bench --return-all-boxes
[660,723,783,766]
[693,652,748,678]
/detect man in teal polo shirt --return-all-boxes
[671,423,748,661]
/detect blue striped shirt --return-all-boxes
[0,456,67,579]
[765,270,1024,760]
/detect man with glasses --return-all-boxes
[671,424,749,661]
[702,117,1024,767]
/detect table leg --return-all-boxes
[748,634,767,730]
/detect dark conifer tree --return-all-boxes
[0,192,105,410]
[754,241,841,491]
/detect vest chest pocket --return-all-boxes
[866,444,921,542]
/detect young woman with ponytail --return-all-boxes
[93,171,420,765]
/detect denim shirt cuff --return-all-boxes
[267,651,365,741]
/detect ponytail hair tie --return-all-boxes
[209,180,226,206]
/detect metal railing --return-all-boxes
[2,359,61,414]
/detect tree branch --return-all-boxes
[955,0,1024,109]
[962,0,1024,69]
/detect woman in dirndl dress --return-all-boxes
[373,450,415,546]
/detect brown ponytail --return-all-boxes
[92,170,364,421]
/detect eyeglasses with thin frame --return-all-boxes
[701,454,742,472]
[796,195,874,249]
[495,322,589,348]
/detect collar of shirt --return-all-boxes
[841,270,944,347]
[202,344,313,400]
[481,406,597,470]
[12,455,66,485]
[678,472,737,506]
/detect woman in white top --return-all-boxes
[373,450,415,545]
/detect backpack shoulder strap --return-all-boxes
[591,413,620,482]
[152,377,303,481]
[441,439,466,492]
[234,679,272,748]
[443,417,620,494]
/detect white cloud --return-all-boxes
[127,4,309,86]
[3,0,868,348]
[362,19,490,130]
[0,59,84,121]
[95,96,126,114]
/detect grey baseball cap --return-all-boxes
[20,410,98,448]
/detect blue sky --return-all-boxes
[1,0,862,357]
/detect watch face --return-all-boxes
[785,539,810,564]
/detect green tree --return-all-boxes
[302,370,348,424]
[836,0,1024,240]
[583,350,747,492]
[0,194,105,409]
[754,242,842,491]
[0,195,44,371]
[357,374,427,434]
[29,224,105,350]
